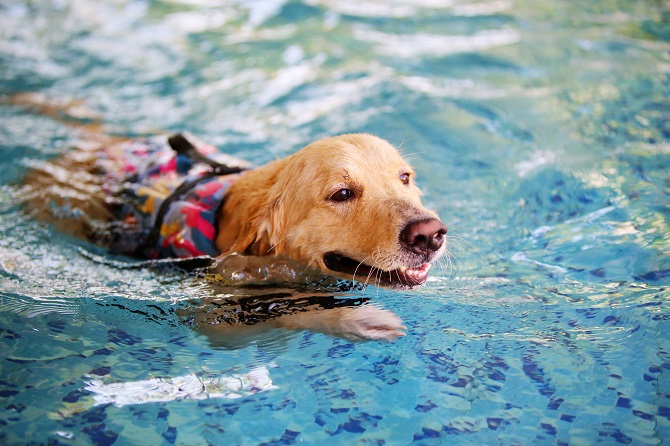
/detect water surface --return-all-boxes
[1,0,669,444]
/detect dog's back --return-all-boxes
[22,138,112,241]
[22,133,248,258]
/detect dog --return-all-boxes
[12,94,447,341]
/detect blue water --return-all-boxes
[1,0,669,444]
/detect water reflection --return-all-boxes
[78,250,411,344]
[185,282,407,347]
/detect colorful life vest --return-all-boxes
[107,135,241,259]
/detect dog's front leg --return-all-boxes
[275,304,406,342]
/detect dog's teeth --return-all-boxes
[399,266,407,273]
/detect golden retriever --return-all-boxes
[216,133,447,287]
[12,94,447,341]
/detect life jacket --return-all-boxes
[106,134,244,259]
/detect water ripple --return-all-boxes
[353,26,521,58]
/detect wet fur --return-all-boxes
[217,134,441,279]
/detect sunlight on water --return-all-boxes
[1,0,669,444]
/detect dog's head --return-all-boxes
[218,134,446,288]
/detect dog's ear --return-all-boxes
[217,217,258,256]
[246,193,287,256]
[215,160,289,257]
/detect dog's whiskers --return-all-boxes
[352,256,371,289]
[267,234,291,253]
[372,257,385,295]
[394,269,405,287]
[367,251,382,296]
[439,254,452,277]
[399,150,427,161]
[397,138,428,161]
[375,270,382,299]
[397,137,412,152]
[354,260,377,295]
[446,229,482,260]
[440,249,461,278]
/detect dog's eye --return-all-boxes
[330,188,354,202]
[400,173,410,185]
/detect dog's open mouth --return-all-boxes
[323,253,431,288]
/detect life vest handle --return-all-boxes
[168,133,245,176]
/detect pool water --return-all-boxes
[1,0,669,444]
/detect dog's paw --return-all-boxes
[339,305,406,342]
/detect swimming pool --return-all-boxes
[1,0,669,444]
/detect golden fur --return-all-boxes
[217,134,443,281]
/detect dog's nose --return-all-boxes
[401,218,447,256]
